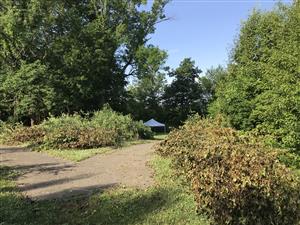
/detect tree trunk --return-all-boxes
[30,118,35,126]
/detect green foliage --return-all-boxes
[128,45,167,122]
[210,2,300,151]
[1,107,153,149]
[41,114,118,149]
[0,121,33,144]
[134,120,154,139]
[0,61,54,124]
[0,120,10,135]
[278,150,300,170]
[163,58,205,127]
[90,106,153,140]
[91,107,138,141]
[156,115,300,225]
[134,45,168,80]
[0,0,169,123]
[200,65,227,104]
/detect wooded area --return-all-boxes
[0,1,300,225]
[1,1,299,150]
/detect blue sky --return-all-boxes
[147,0,292,74]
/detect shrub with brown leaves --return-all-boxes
[11,126,45,145]
[1,107,153,149]
[156,115,300,225]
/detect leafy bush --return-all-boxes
[0,121,12,143]
[91,107,139,141]
[156,115,300,225]
[90,107,153,140]
[40,114,88,148]
[134,121,153,139]
[278,150,300,170]
[39,111,140,148]
[10,126,45,145]
[1,108,153,149]
[41,114,85,131]
[0,122,38,145]
[42,125,118,149]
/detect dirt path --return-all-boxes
[0,143,157,200]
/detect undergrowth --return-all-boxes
[0,107,153,149]
[156,115,300,225]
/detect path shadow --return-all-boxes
[19,173,95,192]
[1,185,168,225]
[1,165,117,200]
[80,187,168,225]
[0,146,30,153]
[0,159,11,163]
[1,166,169,225]
[35,183,118,200]
[33,187,169,225]
[14,163,75,175]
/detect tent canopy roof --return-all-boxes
[144,119,165,127]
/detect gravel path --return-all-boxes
[0,143,157,200]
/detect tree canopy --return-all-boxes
[210,1,300,151]
[0,0,169,124]
[1,0,298,154]
[127,45,167,121]
[163,58,205,127]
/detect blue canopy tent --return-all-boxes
[144,119,166,133]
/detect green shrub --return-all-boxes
[278,150,300,170]
[42,125,118,149]
[40,114,85,148]
[135,121,153,139]
[41,114,85,131]
[91,106,138,141]
[40,113,122,149]
[0,108,153,149]
[90,106,153,140]
[156,115,300,225]
[0,121,13,143]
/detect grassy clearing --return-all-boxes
[0,156,209,225]
[153,133,168,140]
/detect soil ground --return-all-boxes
[0,143,157,200]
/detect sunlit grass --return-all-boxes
[153,133,168,140]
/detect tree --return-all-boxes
[210,1,300,151]
[127,45,167,121]
[0,0,169,122]
[163,58,205,127]
[200,65,227,106]
[0,61,54,125]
